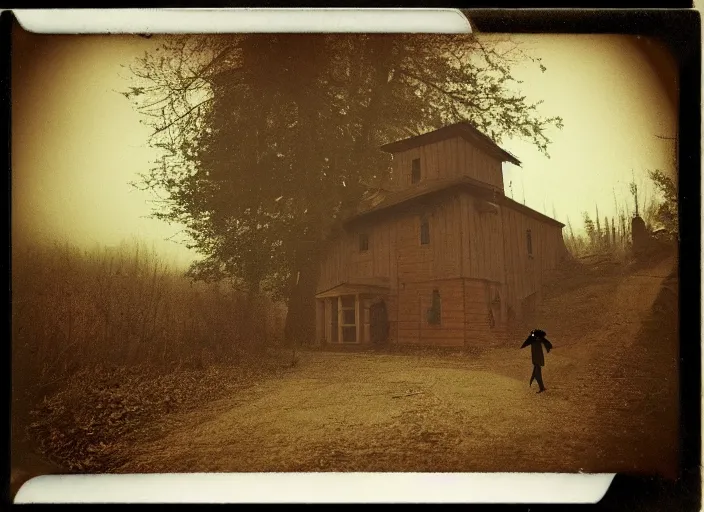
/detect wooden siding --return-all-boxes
[464,279,507,347]
[460,194,506,284]
[389,137,504,192]
[316,124,567,346]
[317,197,463,295]
[316,217,398,295]
[395,196,463,283]
[387,293,399,343]
[500,205,567,318]
[397,279,466,347]
[456,137,504,191]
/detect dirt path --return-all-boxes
[117,256,678,476]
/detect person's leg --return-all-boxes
[529,365,536,386]
[536,365,546,392]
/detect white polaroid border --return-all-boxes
[15,473,616,504]
[13,8,472,34]
[10,7,617,504]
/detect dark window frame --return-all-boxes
[427,289,442,326]
[411,158,421,184]
[359,233,369,252]
[339,294,358,343]
[420,215,430,245]
[526,229,533,256]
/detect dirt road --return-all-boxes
[117,256,678,476]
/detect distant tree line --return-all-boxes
[564,169,677,259]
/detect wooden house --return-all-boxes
[315,122,568,347]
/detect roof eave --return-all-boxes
[380,125,521,167]
[344,180,565,229]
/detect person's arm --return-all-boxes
[542,338,553,352]
[520,335,533,349]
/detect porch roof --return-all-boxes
[315,277,391,299]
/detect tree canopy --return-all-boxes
[124,33,563,343]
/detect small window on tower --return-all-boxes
[411,158,421,184]
[420,215,430,245]
[359,233,369,252]
[526,229,533,256]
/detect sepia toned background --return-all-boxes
[12,31,677,268]
[11,22,680,497]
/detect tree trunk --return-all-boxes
[284,250,319,347]
[244,279,265,351]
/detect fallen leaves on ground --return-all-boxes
[25,353,289,473]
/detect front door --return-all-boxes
[369,299,390,344]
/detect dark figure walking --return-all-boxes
[520,329,553,393]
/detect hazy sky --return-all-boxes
[12,30,677,270]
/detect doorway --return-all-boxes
[369,298,390,344]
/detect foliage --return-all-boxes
[13,238,289,472]
[12,239,286,414]
[123,33,564,342]
[565,170,677,260]
[647,169,678,240]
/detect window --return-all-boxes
[411,158,421,184]
[340,295,357,343]
[526,229,533,256]
[427,289,441,325]
[359,233,369,252]
[331,299,338,343]
[420,215,430,245]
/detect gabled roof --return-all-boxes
[345,176,564,228]
[380,122,521,166]
[351,176,499,220]
[315,277,391,298]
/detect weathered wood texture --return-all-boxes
[395,195,463,283]
[389,137,504,191]
[315,132,567,345]
[317,194,566,342]
[499,206,567,318]
[464,279,508,348]
[461,195,506,284]
[317,216,398,295]
[317,196,464,295]
[397,279,466,347]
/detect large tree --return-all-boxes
[124,33,563,344]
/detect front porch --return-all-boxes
[315,278,391,345]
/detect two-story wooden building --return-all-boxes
[314,122,567,347]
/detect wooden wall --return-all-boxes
[388,137,504,192]
[317,195,464,295]
[397,279,466,347]
[316,169,567,346]
[316,217,398,295]
[463,279,508,347]
[460,195,506,284]
[499,206,567,318]
[395,195,463,283]
[456,138,504,191]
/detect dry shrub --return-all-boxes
[12,238,288,469]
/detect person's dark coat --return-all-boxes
[521,329,553,366]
